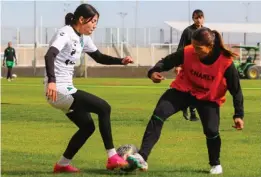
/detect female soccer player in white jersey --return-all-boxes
[44,4,134,173]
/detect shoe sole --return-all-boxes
[139,167,148,172]
[210,172,222,175]
[53,170,80,173]
[106,162,128,170]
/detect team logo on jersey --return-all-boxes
[190,69,215,81]
[70,49,76,56]
[60,32,65,36]
[67,87,73,91]
[65,59,75,65]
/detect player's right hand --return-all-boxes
[46,82,57,102]
[150,72,165,83]
[122,56,134,65]
[232,118,244,130]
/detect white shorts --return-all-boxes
[44,83,77,113]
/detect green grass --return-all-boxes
[1,78,261,177]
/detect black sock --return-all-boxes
[98,112,114,150]
[7,68,12,79]
[206,134,221,166]
[139,115,164,161]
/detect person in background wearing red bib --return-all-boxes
[127,27,244,175]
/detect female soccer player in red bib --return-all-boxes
[127,27,244,175]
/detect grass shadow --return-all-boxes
[82,168,138,176]
[1,102,22,105]
[1,170,54,176]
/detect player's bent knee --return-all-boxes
[99,100,111,115]
[152,107,170,121]
[151,114,165,123]
[205,131,219,139]
[87,122,95,135]
[80,121,95,135]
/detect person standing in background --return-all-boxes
[3,42,17,81]
[175,9,205,121]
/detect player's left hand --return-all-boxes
[232,118,244,130]
[122,56,134,65]
[175,67,182,75]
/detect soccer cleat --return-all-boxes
[125,153,148,172]
[106,154,128,170]
[210,165,223,175]
[53,163,80,173]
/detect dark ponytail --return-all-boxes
[65,13,75,25]
[65,4,99,26]
[212,30,238,58]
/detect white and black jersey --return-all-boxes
[44,25,125,112]
[44,25,97,84]
[44,25,125,85]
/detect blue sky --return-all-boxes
[2,0,261,28]
[1,1,261,45]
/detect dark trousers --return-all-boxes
[139,88,221,166]
[6,67,12,79]
[63,90,114,159]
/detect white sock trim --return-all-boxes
[106,148,117,158]
[57,156,71,166]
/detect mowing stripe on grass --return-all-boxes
[1,83,261,90]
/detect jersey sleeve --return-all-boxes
[224,63,244,119]
[82,36,98,53]
[4,49,7,59]
[147,49,185,78]
[177,29,188,50]
[13,48,16,59]
[50,29,70,51]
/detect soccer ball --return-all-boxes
[12,74,17,78]
[116,144,139,172]
[116,144,139,160]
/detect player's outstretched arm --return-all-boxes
[84,36,133,65]
[86,50,133,65]
[224,63,244,130]
[147,49,184,83]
